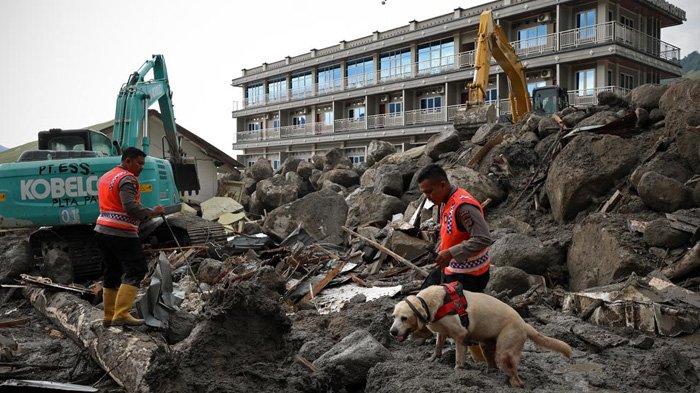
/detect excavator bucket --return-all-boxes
[170,161,200,195]
[453,104,497,135]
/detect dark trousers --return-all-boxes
[420,268,490,292]
[95,233,147,288]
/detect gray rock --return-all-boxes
[575,110,619,128]
[629,150,692,190]
[360,167,377,188]
[490,233,560,275]
[630,335,654,350]
[562,110,588,128]
[263,189,349,245]
[296,160,314,179]
[166,309,196,344]
[322,169,360,188]
[546,133,639,223]
[485,266,531,296]
[378,145,426,165]
[568,214,656,291]
[445,166,506,203]
[251,158,273,182]
[537,116,560,138]
[636,107,650,128]
[659,79,700,170]
[0,236,32,284]
[197,258,224,285]
[313,329,392,387]
[256,175,300,211]
[321,181,346,194]
[694,181,700,206]
[366,140,396,167]
[387,231,431,261]
[310,169,323,188]
[425,130,460,161]
[597,91,629,108]
[648,108,665,123]
[248,191,263,215]
[471,123,503,145]
[491,215,534,236]
[311,154,326,170]
[242,221,262,235]
[637,171,693,213]
[279,157,301,175]
[629,84,668,110]
[346,188,406,227]
[243,176,257,195]
[677,124,700,172]
[559,106,577,117]
[298,337,335,361]
[349,294,367,304]
[324,148,353,171]
[643,219,692,248]
[374,164,403,197]
[42,247,72,284]
[521,113,542,134]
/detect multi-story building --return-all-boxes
[232,0,685,169]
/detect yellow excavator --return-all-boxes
[458,10,568,127]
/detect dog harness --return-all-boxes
[434,282,470,328]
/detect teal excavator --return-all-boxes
[0,55,223,281]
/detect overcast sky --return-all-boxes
[1,0,697,155]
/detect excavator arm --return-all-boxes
[468,11,532,123]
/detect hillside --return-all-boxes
[681,51,700,76]
[0,145,6,152]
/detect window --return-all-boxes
[90,132,111,156]
[575,69,596,96]
[348,107,365,119]
[620,15,635,29]
[291,72,312,98]
[347,57,374,88]
[577,9,597,40]
[317,65,341,93]
[484,88,498,103]
[246,84,264,106]
[380,48,412,81]
[323,112,334,125]
[272,160,280,170]
[418,39,455,74]
[517,25,548,49]
[420,96,442,110]
[268,79,286,102]
[48,135,85,151]
[247,122,262,131]
[348,155,365,165]
[292,115,306,126]
[607,70,613,87]
[388,102,402,116]
[620,72,635,90]
[527,81,546,96]
[271,118,280,129]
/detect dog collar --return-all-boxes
[403,296,432,325]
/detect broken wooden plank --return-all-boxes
[295,355,317,373]
[350,275,369,288]
[342,226,429,278]
[0,317,30,328]
[599,190,623,213]
[661,242,700,281]
[300,260,347,303]
[467,132,504,168]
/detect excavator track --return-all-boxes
[164,214,227,245]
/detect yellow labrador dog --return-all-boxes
[390,283,572,388]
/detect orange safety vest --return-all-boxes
[96,166,141,233]
[439,188,490,276]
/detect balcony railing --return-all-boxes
[335,117,367,133]
[367,113,404,129]
[567,86,630,107]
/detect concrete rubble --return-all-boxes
[0,79,698,392]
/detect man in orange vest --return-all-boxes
[94,147,163,327]
[417,164,494,361]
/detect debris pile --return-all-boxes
[0,79,699,392]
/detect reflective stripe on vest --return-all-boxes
[96,166,141,233]
[439,188,490,276]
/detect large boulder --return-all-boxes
[322,169,360,188]
[296,160,314,179]
[255,175,299,211]
[360,167,377,188]
[490,233,561,275]
[366,140,396,167]
[445,166,506,203]
[637,171,693,213]
[0,236,32,284]
[346,188,405,227]
[263,189,348,245]
[574,110,619,129]
[374,164,403,197]
[568,214,656,291]
[279,157,301,175]
[597,91,629,108]
[643,218,692,249]
[387,231,432,261]
[425,130,460,160]
[521,113,542,134]
[324,148,353,171]
[485,266,531,296]
[311,154,326,170]
[471,123,503,145]
[250,158,273,182]
[629,84,668,110]
[537,116,560,138]
[546,133,639,223]
[629,150,692,190]
[313,329,392,388]
[196,258,224,285]
[562,110,589,128]
[659,79,700,170]
[379,145,426,165]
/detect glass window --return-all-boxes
[347,57,374,88]
[380,48,412,81]
[90,132,111,156]
[620,72,635,90]
[420,96,442,110]
[271,118,280,129]
[576,69,596,96]
[318,65,342,93]
[323,112,334,125]
[620,15,634,28]
[247,121,262,131]
[527,81,546,96]
[348,155,365,165]
[292,115,306,126]
[418,39,455,74]
[348,107,366,119]
[484,88,498,103]
[577,9,597,39]
[48,135,85,151]
[268,79,286,102]
[517,25,548,49]
[388,102,403,116]
[246,84,264,106]
[272,160,280,170]
[291,72,313,98]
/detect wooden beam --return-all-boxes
[661,242,700,280]
[300,260,347,303]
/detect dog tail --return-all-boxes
[525,324,572,358]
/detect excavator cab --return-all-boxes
[531,86,569,115]
[17,129,111,162]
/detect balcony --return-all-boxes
[237,21,680,111]
[567,86,631,107]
